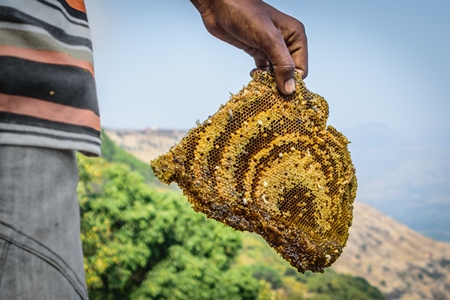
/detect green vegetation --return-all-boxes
[78,155,262,299]
[250,265,284,289]
[100,129,156,183]
[76,131,385,299]
[302,269,385,300]
[238,232,385,299]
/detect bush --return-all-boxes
[250,264,284,289]
[305,269,385,300]
[77,155,263,299]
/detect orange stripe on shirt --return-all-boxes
[0,45,94,76]
[66,0,86,13]
[0,93,100,131]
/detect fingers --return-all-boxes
[193,0,308,95]
[243,4,308,94]
[259,26,297,94]
[232,17,297,94]
[282,21,308,79]
[263,5,308,94]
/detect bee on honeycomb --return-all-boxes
[151,70,357,273]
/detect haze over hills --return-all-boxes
[344,124,450,243]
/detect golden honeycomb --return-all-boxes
[151,70,357,273]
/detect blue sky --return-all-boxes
[85,0,450,146]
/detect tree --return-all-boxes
[99,130,156,184]
[79,132,385,299]
[77,155,263,299]
[302,269,385,300]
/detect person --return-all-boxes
[0,0,308,298]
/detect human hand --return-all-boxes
[191,0,308,95]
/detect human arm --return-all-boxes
[190,0,308,95]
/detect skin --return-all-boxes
[190,0,308,95]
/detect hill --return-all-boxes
[237,203,450,300]
[104,127,450,299]
[92,131,385,299]
[333,202,450,299]
[105,126,450,243]
[104,128,186,164]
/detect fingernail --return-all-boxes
[284,78,295,94]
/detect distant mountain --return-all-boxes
[105,128,186,164]
[104,127,450,299]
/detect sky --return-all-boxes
[84,0,450,146]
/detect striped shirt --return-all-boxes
[0,0,101,156]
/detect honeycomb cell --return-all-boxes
[150,70,357,273]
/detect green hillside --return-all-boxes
[100,129,156,184]
[75,131,384,299]
[238,232,384,299]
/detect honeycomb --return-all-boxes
[151,70,357,273]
